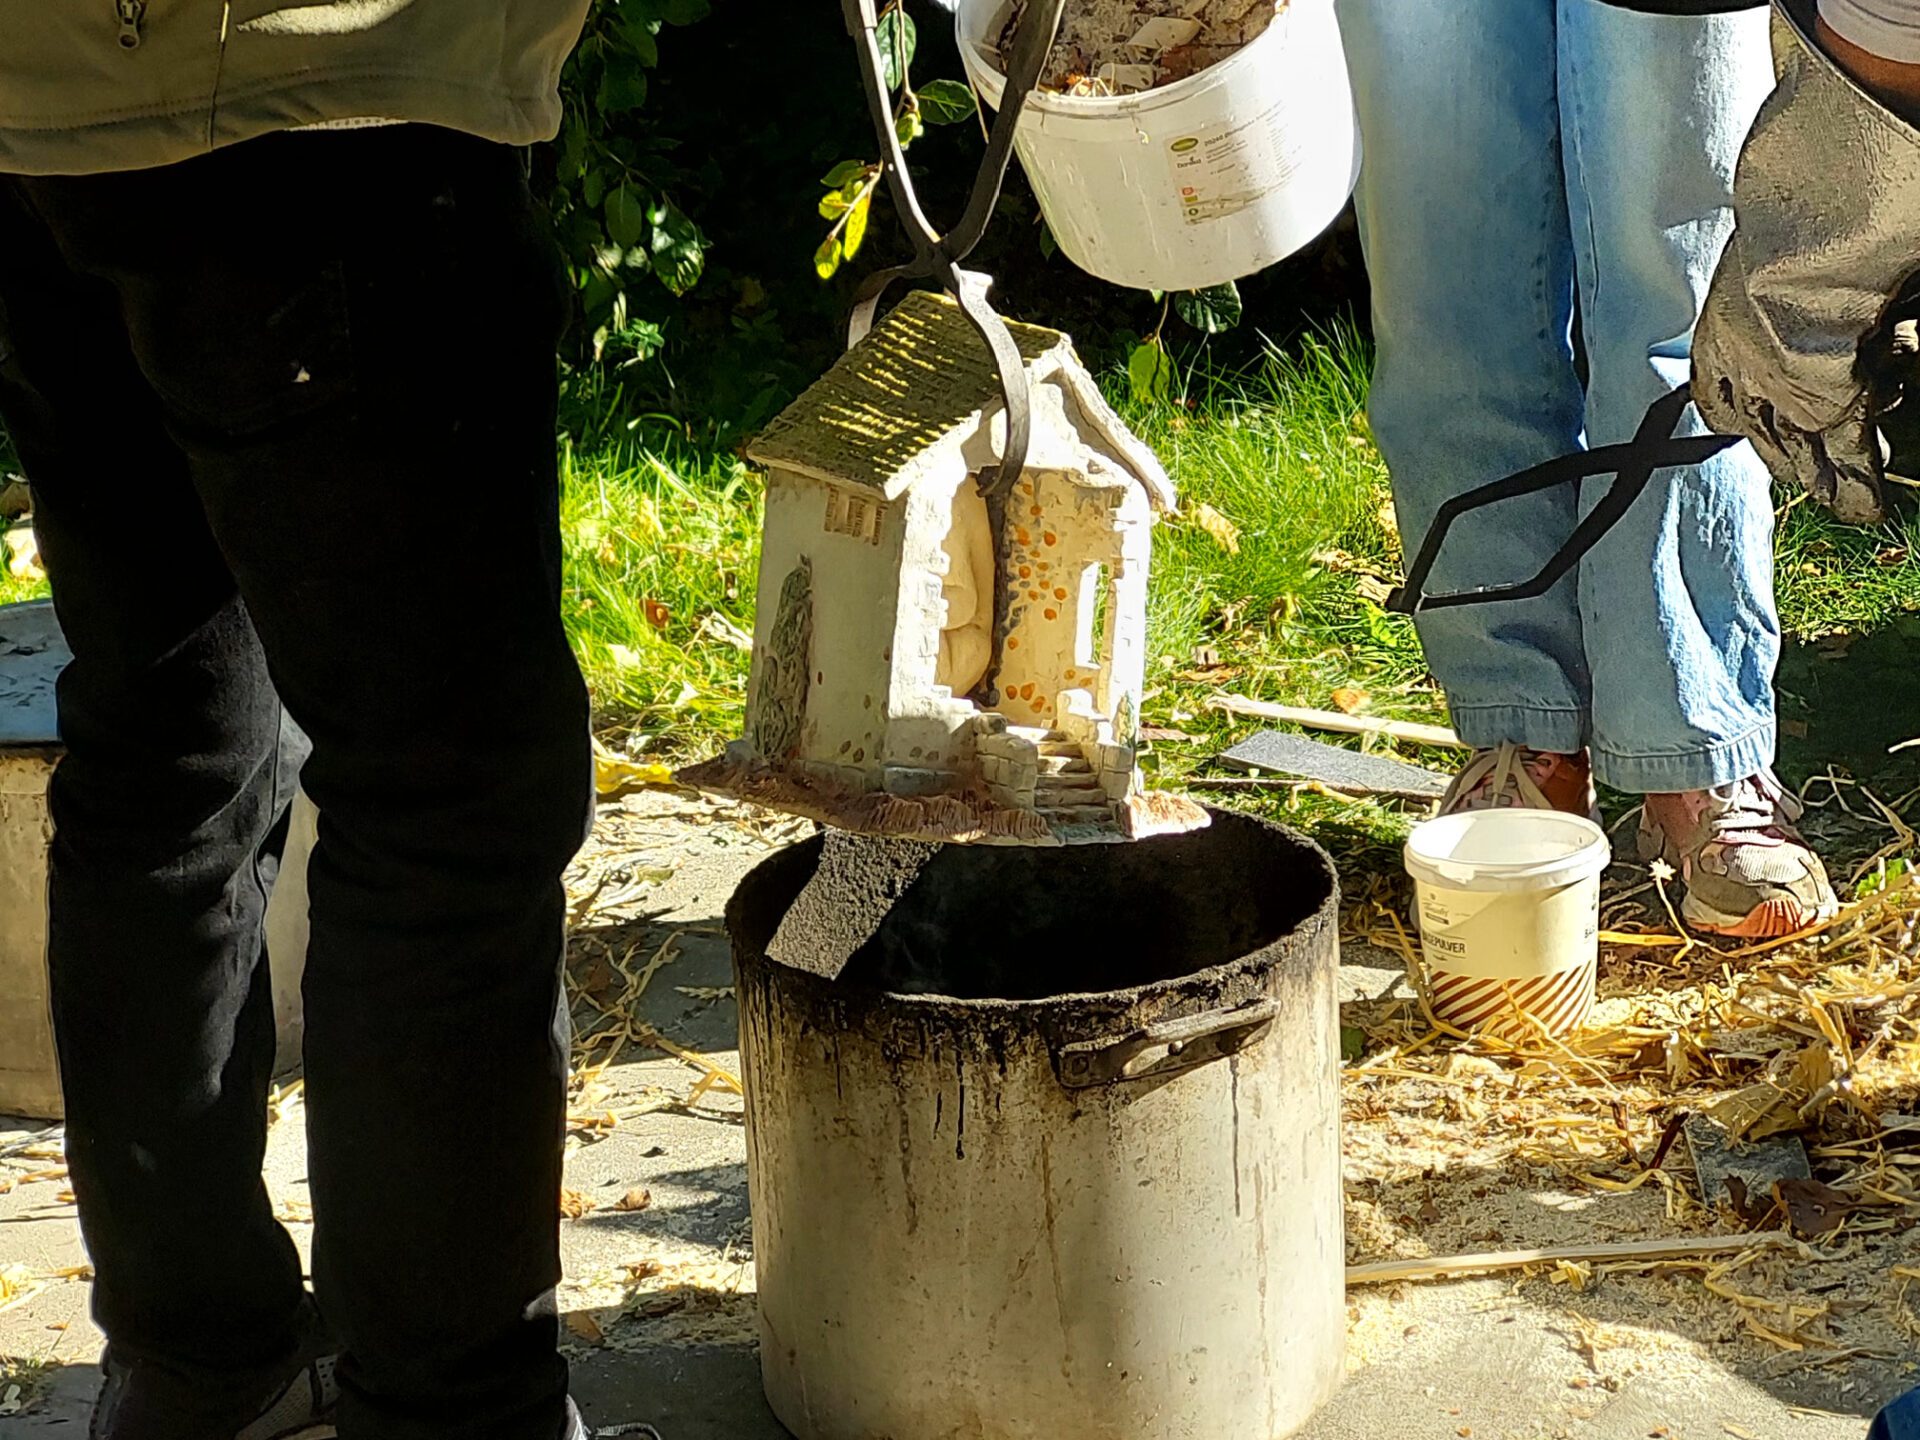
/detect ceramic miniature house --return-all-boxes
[680,290,1206,845]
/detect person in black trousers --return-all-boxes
[0,121,599,1440]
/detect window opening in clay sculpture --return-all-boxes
[1077,561,1110,671]
[936,477,995,697]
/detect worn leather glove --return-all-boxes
[1694,0,1920,525]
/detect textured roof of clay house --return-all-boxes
[746,289,1175,510]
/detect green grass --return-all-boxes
[1773,490,1920,637]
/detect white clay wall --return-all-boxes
[756,471,903,788]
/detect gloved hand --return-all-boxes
[1693,0,1920,525]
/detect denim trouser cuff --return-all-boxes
[1594,719,1777,796]
[1450,703,1588,759]
[1450,705,1777,795]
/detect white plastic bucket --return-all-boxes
[1403,810,1610,1038]
[957,0,1362,291]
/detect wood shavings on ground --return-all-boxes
[1340,866,1920,1368]
[996,0,1283,94]
[562,1243,758,1353]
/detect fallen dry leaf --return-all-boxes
[1773,1177,1863,1239]
[623,1259,664,1282]
[614,1188,653,1213]
[642,598,672,630]
[564,1311,606,1345]
[1331,687,1369,716]
[559,1187,596,1219]
[592,739,675,797]
[1191,502,1241,555]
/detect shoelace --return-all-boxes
[1701,770,1803,844]
[1439,741,1556,813]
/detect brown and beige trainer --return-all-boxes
[1639,772,1838,939]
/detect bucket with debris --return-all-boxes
[957,0,1360,290]
[1403,809,1610,1039]
[730,808,1346,1439]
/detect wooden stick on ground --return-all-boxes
[1345,1232,1796,1286]
[1207,694,1466,750]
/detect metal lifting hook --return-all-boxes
[838,0,1068,500]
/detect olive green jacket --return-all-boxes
[0,0,590,176]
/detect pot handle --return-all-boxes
[1054,999,1280,1089]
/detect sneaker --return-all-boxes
[1438,742,1598,821]
[90,1335,338,1440]
[565,1399,661,1439]
[1639,772,1839,938]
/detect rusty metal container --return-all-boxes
[728,807,1345,1440]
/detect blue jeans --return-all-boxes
[1337,0,1781,794]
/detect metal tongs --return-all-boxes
[1388,383,1743,614]
[839,0,1069,500]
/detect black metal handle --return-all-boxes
[1054,999,1281,1088]
[1387,385,1742,615]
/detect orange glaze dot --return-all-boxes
[1028,590,1041,601]
[1016,527,1031,544]
[1029,506,1043,517]
[1043,532,1057,546]
[1054,586,1068,599]
[1044,608,1058,620]
[1019,565,1031,578]
[1007,637,1019,649]
[1021,683,1035,699]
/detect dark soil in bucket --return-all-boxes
[730,808,1334,1002]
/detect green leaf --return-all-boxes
[818,190,851,222]
[814,233,844,281]
[895,109,924,147]
[556,118,589,182]
[1038,219,1057,259]
[581,166,607,210]
[843,190,872,259]
[1127,339,1172,405]
[1173,281,1243,334]
[619,15,660,66]
[821,159,868,188]
[916,78,977,125]
[875,8,916,92]
[605,185,648,249]
[596,57,649,114]
[649,200,707,296]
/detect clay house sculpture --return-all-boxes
[679,290,1207,845]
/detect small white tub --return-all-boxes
[1403,809,1611,1038]
[958,0,1362,291]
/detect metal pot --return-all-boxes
[728,806,1345,1440]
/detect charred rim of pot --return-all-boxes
[726,806,1337,1004]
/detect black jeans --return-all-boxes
[0,127,592,1439]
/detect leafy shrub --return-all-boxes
[540,0,716,367]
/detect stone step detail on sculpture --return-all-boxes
[1037,753,1093,776]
